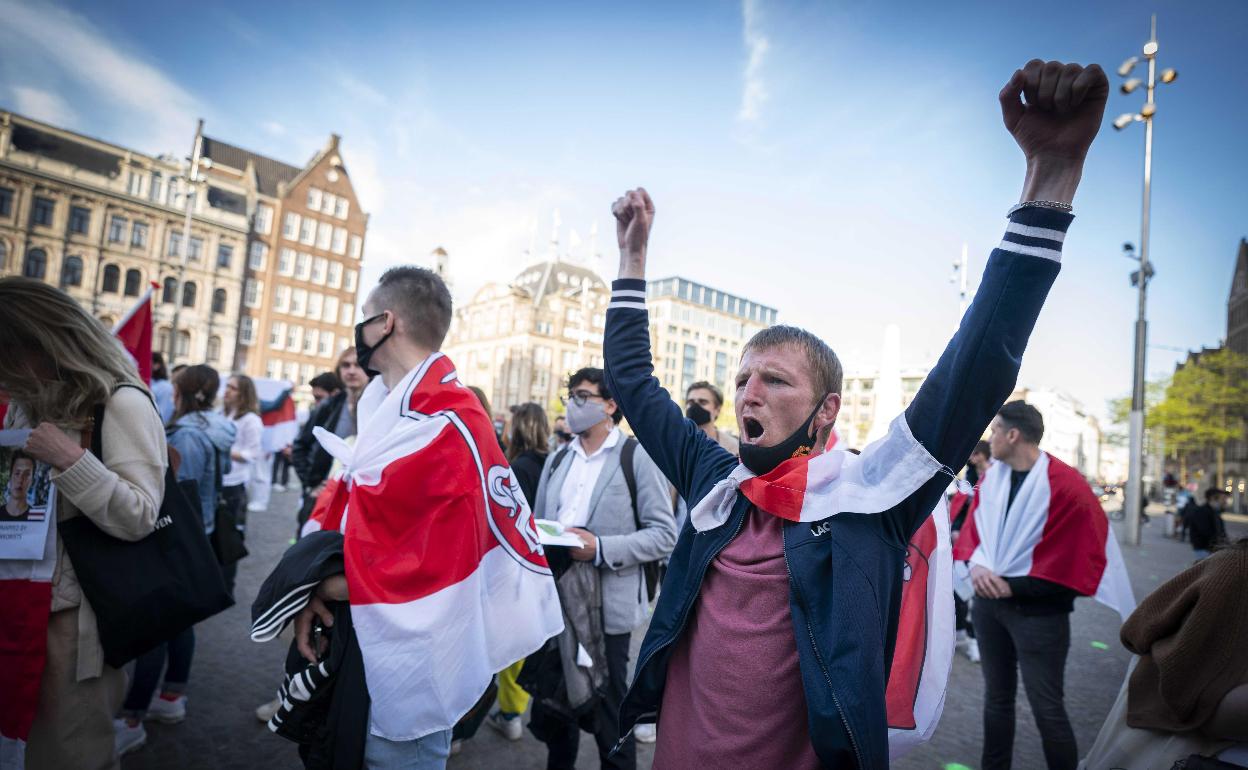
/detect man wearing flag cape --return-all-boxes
[953,401,1134,770]
[294,266,563,767]
[602,58,1109,769]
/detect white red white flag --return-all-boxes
[304,353,563,740]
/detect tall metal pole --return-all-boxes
[1125,17,1158,546]
[167,118,204,364]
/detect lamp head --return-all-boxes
[1143,40,1158,57]
[1117,56,1139,77]
[1113,113,1137,130]
[1161,68,1178,84]
[1120,78,1142,95]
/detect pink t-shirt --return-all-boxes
[652,507,821,769]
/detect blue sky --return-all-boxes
[2,0,1245,422]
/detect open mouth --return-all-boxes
[743,417,764,442]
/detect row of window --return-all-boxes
[267,322,347,358]
[273,286,348,324]
[306,187,350,220]
[268,248,357,290]
[281,212,361,258]
[153,328,224,364]
[157,278,230,314]
[125,169,184,208]
[264,359,332,389]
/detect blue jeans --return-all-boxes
[121,626,194,717]
[364,727,452,770]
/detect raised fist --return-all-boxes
[1001,60,1108,164]
[612,188,654,279]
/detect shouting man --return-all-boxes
[603,59,1109,768]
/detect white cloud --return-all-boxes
[11,86,77,127]
[262,120,287,137]
[737,0,771,123]
[0,0,200,152]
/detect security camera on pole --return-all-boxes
[1113,15,1177,546]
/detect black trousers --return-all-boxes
[542,632,635,770]
[218,484,248,598]
[954,593,974,636]
[972,598,1076,770]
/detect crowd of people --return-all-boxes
[1,55,1245,770]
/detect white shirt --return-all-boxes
[556,427,622,529]
[222,411,263,488]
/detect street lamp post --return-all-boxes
[1114,15,1177,546]
[167,119,205,365]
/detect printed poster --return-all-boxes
[0,431,56,561]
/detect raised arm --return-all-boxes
[604,189,737,503]
[888,59,1109,540]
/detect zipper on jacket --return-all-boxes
[781,527,865,769]
[611,506,748,756]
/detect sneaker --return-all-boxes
[963,638,981,663]
[486,712,523,741]
[146,694,187,724]
[247,501,266,512]
[634,722,657,744]
[255,697,282,723]
[955,629,968,645]
[114,719,147,757]
[273,484,287,492]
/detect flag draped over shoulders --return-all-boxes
[953,452,1135,620]
[304,353,563,741]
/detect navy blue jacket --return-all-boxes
[603,207,1072,768]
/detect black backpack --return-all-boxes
[548,437,666,602]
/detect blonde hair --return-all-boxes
[507,402,550,462]
[0,277,145,427]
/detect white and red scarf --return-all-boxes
[303,353,564,741]
[952,452,1135,620]
[688,415,956,758]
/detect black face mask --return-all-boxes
[685,402,713,426]
[739,396,827,476]
[555,429,573,442]
[354,312,393,379]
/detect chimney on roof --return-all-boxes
[328,133,341,151]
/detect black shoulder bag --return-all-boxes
[58,389,233,667]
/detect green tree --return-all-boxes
[1151,348,1248,479]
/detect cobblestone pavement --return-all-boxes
[122,492,1242,770]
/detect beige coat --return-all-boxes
[5,386,166,680]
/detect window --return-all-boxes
[167,230,182,257]
[0,187,13,217]
[295,252,311,280]
[149,172,163,203]
[284,361,300,384]
[283,212,300,239]
[182,281,197,308]
[101,264,120,293]
[69,206,90,235]
[312,257,327,283]
[323,296,338,324]
[216,243,233,269]
[212,288,227,314]
[162,277,177,303]
[307,187,322,211]
[341,302,354,326]
[287,325,301,351]
[349,234,362,259]
[239,316,256,345]
[331,227,347,255]
[715,351,729,390]
[248,241,268,270]
[131,221,148,248]
[176,330,191,358]
[315,222,332,250]
[61,255,84,288]
[188,236,203,261]
[127,171,143,197]
[318,330,332,357]
[270,321,286,349]
[334,197,349,219]
[124,269,142,296]
[31,197,54,227]
[255,204,273,235]
[302,329,315,355]
[274,285,289,313]
[23,248,47,279]
[244,278,262,308]
[299,363,314,385]
[291,288,306,316]
[321,192,336,215]
[299,217,315,245]
[344,269,357,293]
[265,358,279,379]
[0,240,7,271]
[156,327,170,355]
[307,292,323,319]
[278,247,295,276]
[207,336,221,362]
[682,344,698,395]
[327,261,342,288]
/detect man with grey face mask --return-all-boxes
[530,366,676,770]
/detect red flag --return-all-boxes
[112,282,158,384]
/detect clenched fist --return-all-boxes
[1001,59,1109,164]
[612,187,654,280]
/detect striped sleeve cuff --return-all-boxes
[609,278,648,311]
[997,207,1074,263]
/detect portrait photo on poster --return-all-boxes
[0,430,56,560]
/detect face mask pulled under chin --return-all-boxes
[565,399,609,435]
[738,397,827,476]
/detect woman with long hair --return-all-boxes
[0,277,167,769]
[220,374,262,596]
[115,365,235,755]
